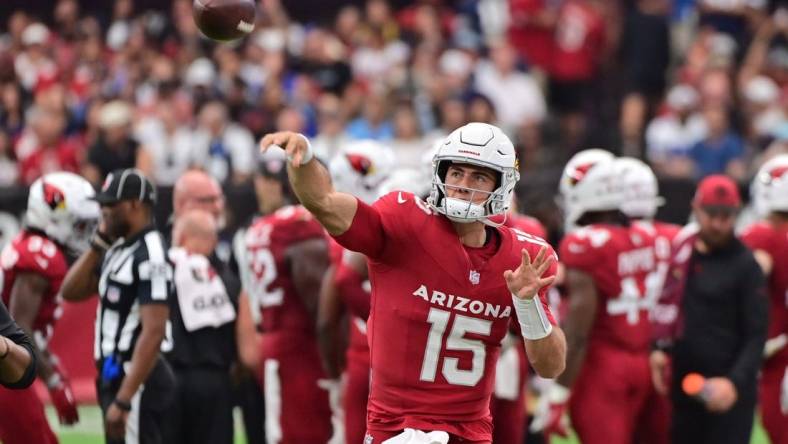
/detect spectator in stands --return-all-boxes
[0,132,17,187]
[548,0,607,151]
[618,0,672,157]
[507,0,557,75]
[467,92,497,125]
[647,84,708,177]
[651,175,767,444]
[740,75,784,150]
[192,100,256,185]
[346,92,394,140]
[14,106,81,185]
[13,23,55,93]
[312,94,349,163]
[390,101,427,168]
[474,40,546,136]
[689,105,747,180]
[134,99,195,186]
[698,0,767,60]
[0,82,25,138]
[293,27,353,96]
[83,100,152,186]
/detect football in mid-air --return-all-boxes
[193,0,256,42]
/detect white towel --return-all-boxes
[169,248,236,331]
[382,428,449,444]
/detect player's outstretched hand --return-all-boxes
[259,131,311,168]
[48,358,80,425]
[504,246,555,300]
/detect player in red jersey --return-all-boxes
[741,155,788,444]
[615,156,676,443]
[317,141,395,444]
[238,150,334,444]
[260,122,566,444]
[490,201,550,444]
[535,150,666,444]
[0,172,99,444]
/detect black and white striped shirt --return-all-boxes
[95,226,173,365]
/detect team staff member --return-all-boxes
[171,169,263,444]
[165,210,239,444]
[62,168,175,444]
[652,175,768,444]
[0,299,36,389]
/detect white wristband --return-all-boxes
[512,294,553,340]
[46,373,62,389]
[293,133,314,165]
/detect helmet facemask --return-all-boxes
[429,157,516,224]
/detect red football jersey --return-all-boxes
[741,222,788,368]
[334,192,557,441]
[502,213,548,240]
[0,230,68,339]
[242,205,327,354]
[559,224,658,353]
[549,0,606,81]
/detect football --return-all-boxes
[193,0,256,42]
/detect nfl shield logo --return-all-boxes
[469,270,480,285]
[364,434,374,444]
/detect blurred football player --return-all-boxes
[741,155,788,444]
[0,172,99,444]
[535,150,667,444]
[317,141,395,444]
[489,197,550,444]
[260,123,565,444]
[238,149,334,443]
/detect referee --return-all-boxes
[0,299,36,389]
[62,168,175,444]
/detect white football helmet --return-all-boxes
[615,157,665,220]
[427,122,519,224]
[376,168,431,199]
[26,172,100,255]
[559,149,622,231]
[329,140,396,204]
[753,154,788,213]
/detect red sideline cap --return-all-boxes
[693,175,741,208]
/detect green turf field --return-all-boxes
[50,405,772,444]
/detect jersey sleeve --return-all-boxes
[558,231,602,273]
[332,197,387,259]
[276,214,326,246]
[136,232,173,305]
[740,224,770,252]
[334,260,371,319]
[12,236,67,281]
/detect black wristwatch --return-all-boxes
[113,398,132,412]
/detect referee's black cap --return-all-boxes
[93,168,157,206]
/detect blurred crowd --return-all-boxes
[1,0,788,190]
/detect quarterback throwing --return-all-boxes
[259,123,566,444]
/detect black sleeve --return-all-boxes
[0,300,37,389]
[727,253,768,393]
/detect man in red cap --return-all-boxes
[650,175,768,444]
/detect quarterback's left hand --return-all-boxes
[530,383,570,438]
[47,363,79,425]
[505,247,556,300]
